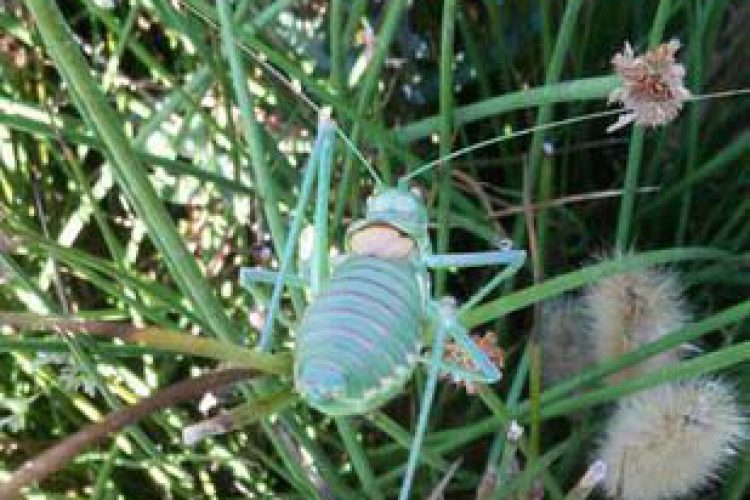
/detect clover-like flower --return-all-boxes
[443,331,504,394]
[608,40,691,132]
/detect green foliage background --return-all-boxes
[1,0,749,498]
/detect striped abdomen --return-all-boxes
[295,255,424,415]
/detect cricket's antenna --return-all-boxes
[177,0,382,186]
[690,87,750,102]
[399,109,623,183]
[399,86,750,184]
[336,129,383,186]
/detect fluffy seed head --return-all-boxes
[583,266,688,382]
[537,296,593,387]
[598,379,745,500]
[608,40,691,132]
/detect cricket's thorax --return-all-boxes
[294,255,424,415]
[348,224,416,259]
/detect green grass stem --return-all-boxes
[614,0,673,251]
[435,0,457,296]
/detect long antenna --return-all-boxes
[400,87,750,183]
[176,0,383,186]
[401,109,622,182]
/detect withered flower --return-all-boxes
[443,331,504,394]
[608,40,691,132]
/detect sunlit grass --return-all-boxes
[1,0,750,498]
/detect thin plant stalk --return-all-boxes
[539,339,750,419]
[435,0,457,296]
[675,1,705,244]
[397,76,618,143]
[460,247,726,328]
[0,312,291,374]
[615,0,673,251]
[329,0,345,94]
[525,0,584,252]
[643,129,750,213]
[335,418,383,500]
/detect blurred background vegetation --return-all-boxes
[1,0,749,498]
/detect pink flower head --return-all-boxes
[608,40,691,132]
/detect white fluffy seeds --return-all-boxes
[583,266,689,383]
[597,379,745,500]
[537,296,592,387]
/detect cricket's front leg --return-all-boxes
[255,112,337,352]
[432,317,503,384]
[425,244,526,313]
[423,244,526,270]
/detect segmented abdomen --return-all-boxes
[295,255,423,415]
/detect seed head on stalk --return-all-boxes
[607,40,691,132]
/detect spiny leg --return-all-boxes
[310,109,335,294]
[423,246,526,270]
[459,250,526,312]
[399,299,452,500]
[436,252,524,386]
[398,249,525,496]
[422,240,526,318]
[238,116,335,314]
[256,112,337,352]
[424,246,526,311]
[183,113,345,496]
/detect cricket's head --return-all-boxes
[345,186,431,259]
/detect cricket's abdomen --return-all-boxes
[295,255,423,415]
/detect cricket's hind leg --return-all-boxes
[399,296,504,499]
[399,242,526,499]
